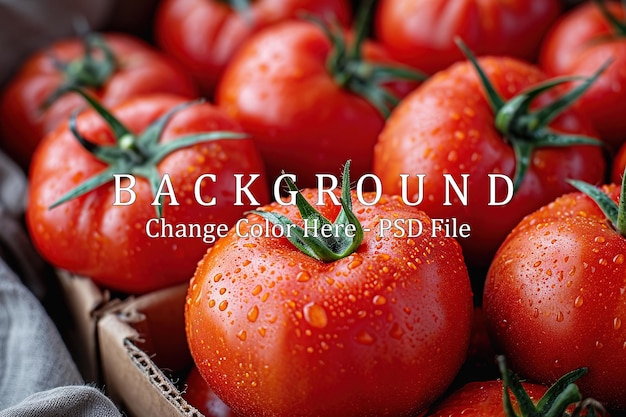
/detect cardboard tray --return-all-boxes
[97,282,203,417]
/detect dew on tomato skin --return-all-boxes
[213,273,223,283]
[389,323,404,340]
[596,341,604,350]
[247,305,259,322]
[237,330,247,341]
[373,295,387,306]
[614,318,622,331]
[355,330,376,345]
[297,271,311,282]
[219,300,229,311]
[303,302,328,329]
[574,296,584,308]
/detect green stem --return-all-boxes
[455,38,607,191]
[568,165,626,236]
[592,0,626,36]
[49,88,248,217]
[250,161,363,262]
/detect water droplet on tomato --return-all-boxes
[389,323,404,339]
[533,308,539,318]
[556,311,564,322]
[297,271,311,282]
[355,330,376,345]
[258,327,266,337]
[213,273,223,283]
[247,305,259,322]
[219,288,226,295]
[303,302,328,329]
[348,258,362,270]
[373,295,387,306]
[596,341,604,350]
[208,299,216,308]
[219,300,229,311]
[251,285,262,296]
[533,261,542,268]
[237,330,247,341]
[574,296,584,308]
[614,317,622,331]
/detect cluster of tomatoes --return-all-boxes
[2,0,626,416]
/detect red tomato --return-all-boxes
[0,33,198,169]
[26,93,268,294]
[154,0,352,97]
[539,1,626,150]
[484,183,626,411]
[184,366,239,417]
[185,173,473,416]
[612,142,626,183]
[426,380,548,417]
[373,55,606,268]
[375,0,561,75]
[216,19,419,188]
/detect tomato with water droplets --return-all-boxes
[185,169,473,417]
[484,182,626,413]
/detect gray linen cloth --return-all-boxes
[0,150,121,416]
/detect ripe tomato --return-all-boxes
[539,1,626,150]
[611,142,626,183]
[0,33,198,169]
[216,19,420,188]
[375,0,561,76]
[185,165,473,416]
[184,366,239,417]
[484,180,626,411]
[373,53,606,268]
[26,93,268,294]
[154,0,352,97]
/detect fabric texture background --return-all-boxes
[0,150,122,416]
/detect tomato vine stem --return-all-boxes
[455,38,607,191]
[49,88,248,217]
[250,161,364,262]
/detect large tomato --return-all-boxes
[185,164,473,417]
[539,0,626,150]
[26,93,268,294]
[373,51,606,268]
[216,19,420,188]
[484,178,626,412]
[154,0,352,97]
[375,0,562,76]
[184,366,238,417]
[0,33,198,169]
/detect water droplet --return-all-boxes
[208,299,216,308]
[574,296,584,308]
[556,311,564,322]
[237,330,247,341]
[303,302,328,329]
[533,308,539,318]
[251,285,262,296]
[596,341,604,350]
[377,253,390,261]
[533,261,542,267]
[219,300,229,311]
[613,254,625,264]
[219,288,227,295]
[447,150,458,162]
[258,327,266,337]
[297,271,311,282]
[554,359,562,369]
[348,258,362,270]
[614,317,622,331]
[594,236,605,243]
[599,258,608,266]
[213,273,223,282]
[247,305,259,322]
[355,330,376,345]
[373,295,387,306]
[389,323,404,339]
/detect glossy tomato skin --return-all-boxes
[484,185,626,411]
[154,0,351,97]
[184,366,239,417]
[425,380,548,417]
[216,20,417,189]
[539,1,626,150]
[375,0,561,76]
[373,56,606,268]
[26,94,268,294]
[612,142,626,183]
[186,191,473,417]
[0,33,198,169]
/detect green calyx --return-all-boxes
[497,356,606,417]
[455,38,608,191]
[592,0,626,38]
[250,161,363,262]
[309,0,426,118]
[48,88,248,217]
[44,33,117,108]
[568,166,626,236]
